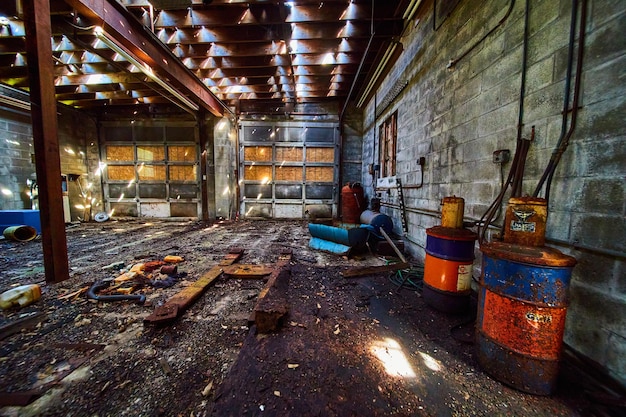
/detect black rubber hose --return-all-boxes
[533,0,581,199]
[87,281,146,304]
[543,0,586,203]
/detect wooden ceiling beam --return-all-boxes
[64,0,225,116]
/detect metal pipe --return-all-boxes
[535,0,586,204]
[447,0,516,68]
[547,237,626,261]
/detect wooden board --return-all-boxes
[254,250,292,333]
[341,262,410,278]
[223,264,274,279]
[144,248,244,325]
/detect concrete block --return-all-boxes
[571,213,626,253]
[526,55,555,94]
[565,283,626,385]
[584,12,626,70]
[577,178,625,214]
[477,101,518,138]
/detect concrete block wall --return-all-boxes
[341,105,365,188]
[0,106,97,220]
[0,110,35,210]
[360,0,625,385]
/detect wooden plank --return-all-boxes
[144,248,244,325]
[0,313,47,341]
[379,227,407,263]
[253,250,292,333]
[223,265,274,279]
[342,262,410,278]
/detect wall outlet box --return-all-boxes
[493,149,511,164]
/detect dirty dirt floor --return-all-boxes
[0,219,620,416]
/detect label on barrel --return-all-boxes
[510,220,536,232]
[457,264,471,291]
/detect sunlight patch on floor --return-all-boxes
[370,338,416,378]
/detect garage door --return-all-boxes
[100,122,200,218]
[239,121,338,219]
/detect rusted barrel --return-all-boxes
[440,196,465,229]
[477,242,577,395]
[502,197,547,247]
[423,226,477,313]
[3,225,38,242]
[341,183,365,224]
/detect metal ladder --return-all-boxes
[396,178,408,235]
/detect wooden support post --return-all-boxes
[22,0,69,284]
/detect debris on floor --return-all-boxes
[0,219,618,417]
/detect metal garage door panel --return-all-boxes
[141,203,171,218]
[274,204,302,218]
[275,184,302,199]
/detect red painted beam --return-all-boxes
[64,0,225,116]
[22,0,70,284]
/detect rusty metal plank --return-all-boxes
[23,0,69,284]
[144,248,244,325]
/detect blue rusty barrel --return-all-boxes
[476,242,577,395]
[423,226,477,313]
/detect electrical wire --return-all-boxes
[477,0,532,245]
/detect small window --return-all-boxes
[106,146,133,161]
[379,111,397,177]
[137,146,165,162]
[168,146,196,162]
[138,164,166,181]
[169,165,197,181]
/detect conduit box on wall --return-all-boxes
[493,149,511,164]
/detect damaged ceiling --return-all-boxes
[0,0,411,115]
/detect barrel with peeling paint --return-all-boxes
[341,183,365,224]
[476,242,577,395]
[503,197,547,247]
[423,226,477,313]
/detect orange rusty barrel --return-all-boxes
[477,242,577,395]
[440,196,465,229]
[341,182,365,224]
[502,197,547,247]
[423,226,477,313]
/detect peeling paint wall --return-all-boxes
[360,0,625,385]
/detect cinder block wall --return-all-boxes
[0,104,98,220]
[0,110,35,209]
[341,105,364,187]
[360,0,625,384]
